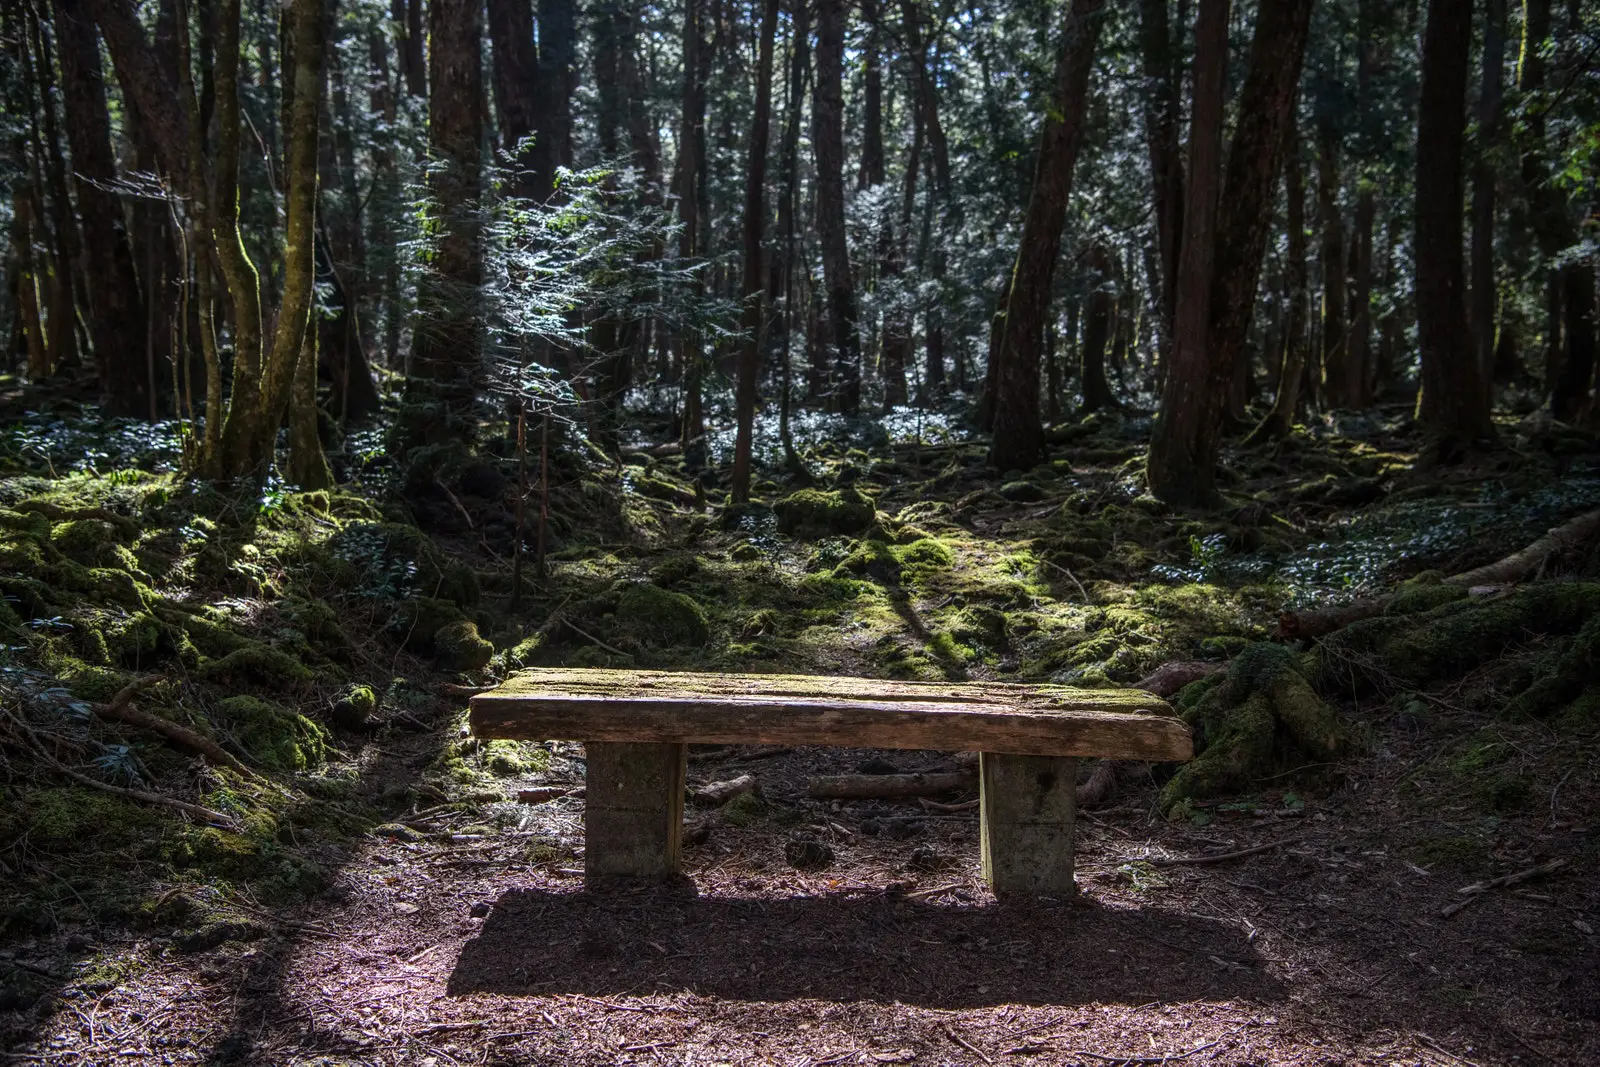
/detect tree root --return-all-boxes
[95,678,260,780]
[1276,508,1600,640]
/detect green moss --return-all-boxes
[1386,579,1470,616]
[483,740,550,776]
[200,645,314,686]
[1322,581,1600,690]
[774,487,875,538]
[106,612,164,666]
[215,695,327,771]
[435,619,494,671]
[1162,643,1349,812]
[723,791,771,827]
[1504,613,1600,722]
[893,537,954,570]
[833,539,901,583]
[29,787,160,846]
[387,597,466,653]
[612,583,709,649]
[650,554,701,585]
[946,605,1008,649]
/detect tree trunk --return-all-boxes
[399,0,483,447]
[404,0,425,98]
[1415,0,1493,445]
[1249,112,1309,443]
[1137,0,1183,376]
[1148,0,1313,504]
[487,0,539,196]
[1146,0,1229,500]
[675,0,710,451]
[1080,245,1117,414]
[1470,0,1505,395]
[901,0,949,395]
[533,0,576,197]
[987,0,1105,472]
[730,0,779,503]
[1315,120,1352,407]
[812,0,861,415]
[56,0,152,417]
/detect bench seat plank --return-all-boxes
[470,668,1190,762]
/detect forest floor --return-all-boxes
[0,386,1597,1065]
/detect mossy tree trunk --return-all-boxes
[987,0,1105,472]
[212,0,330,481]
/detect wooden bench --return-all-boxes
[469,668,1191,897]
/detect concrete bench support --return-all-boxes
[979,753,1077,898]
[583,741,686,878]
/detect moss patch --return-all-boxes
[215,696,327,772]
[612,583,710,649]
[1162,643,1350,812]
[774,487,876,538]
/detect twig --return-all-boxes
[561,618,629,658]
[1547,768,1574,828]
[1041,558,1089,601]
[919,796,980,813]
[1441,858,1568,918]
[1415,1032,1481,1066]
[944,1025,994,1064]
[2,706,237,828]
[1139,838,1297,866]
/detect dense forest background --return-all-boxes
[1,0,1599,1063]
[1,0,1595,481]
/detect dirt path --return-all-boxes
[6,736,1595,1066]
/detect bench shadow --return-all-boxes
[447,884,1284,1008]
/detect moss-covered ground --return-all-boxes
[1,397,1598,1060]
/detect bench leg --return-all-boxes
[979,753,1077,898]
[582,741,687,879]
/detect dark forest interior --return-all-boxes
[0,0,1598,1061]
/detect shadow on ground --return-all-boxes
[448,884,1282,1007]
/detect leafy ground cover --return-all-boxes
[0,391,1597,1064]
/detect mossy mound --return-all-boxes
[612,583,710,649]
[774,487,875,538]
[833,539,901,583]
[1504,613,1600,724]
[1321,581,1600,690]
[1162,643,1350,813]
[435,619,494,671]
[215,696,327,772]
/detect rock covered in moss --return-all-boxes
[774,487,875,538]
[1161,642,1349,813]
[435,619,494,671]
[216,695,327,771]
[613,582,709,649]
[833,539,900,583]
[947,605,1008,649]
[999,480,1046,503]
[387,597,465,652]
[1384,572,1469,616]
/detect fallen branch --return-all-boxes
[1440,858,1568,918]
[1041,559,1089,601]
[918,796,979,813]
[1277,508,1600,640]
[16,499,140,538]
[1133,661,1225,699]
[809,771,974,799]
[1140,838,1296,867]
[1,706,237,829]
[691,774,756,806]
[516,787,574,804]
[95,679,259,780]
